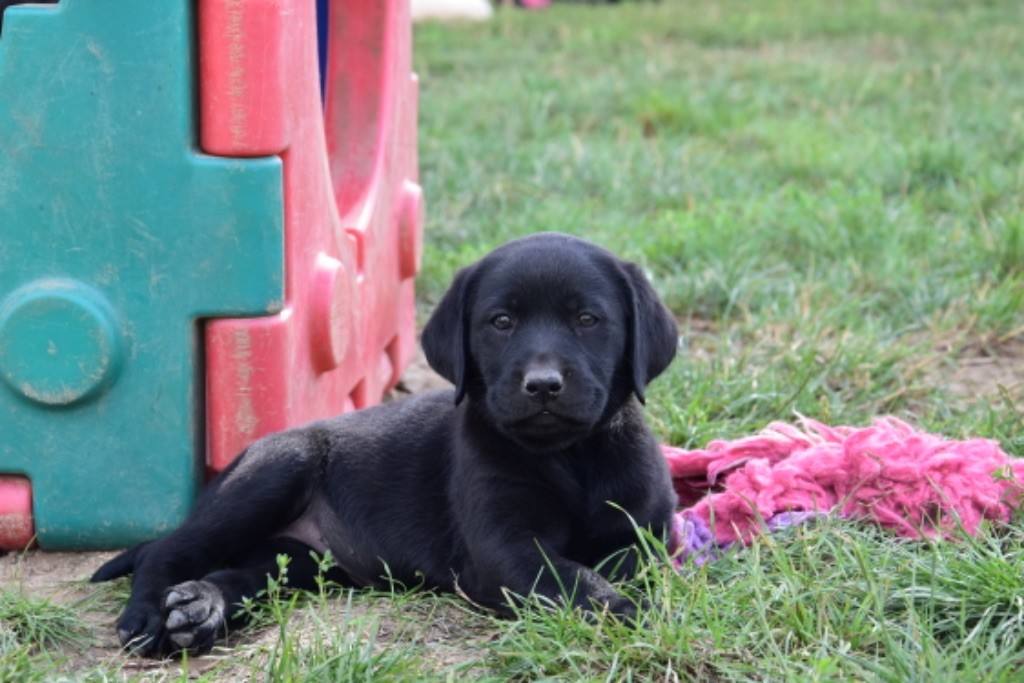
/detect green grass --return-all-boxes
[437,520,1024,681]
[4,0,1024,679]
[0,584,94,681]
[414,0,1024,451]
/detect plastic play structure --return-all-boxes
[0,0,423,549]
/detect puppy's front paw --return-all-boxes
[604,594,644,625]
[162,580,226,655]
[115,604,166,658]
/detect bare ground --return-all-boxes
[938,333,1024,404]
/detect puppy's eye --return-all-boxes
[491,314,514,331]
[577,313,599,328]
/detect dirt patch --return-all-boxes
[0,550,135,674]
[387,346,452,397]
[935,333,1024,403]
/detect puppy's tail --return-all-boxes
[90,541,150,582]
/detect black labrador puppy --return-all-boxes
[92,232,679,657]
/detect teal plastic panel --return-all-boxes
[0,0,284,548]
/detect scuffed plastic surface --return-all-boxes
[0,0,283,548]
[0,0,422,548]
[203,0,423,472]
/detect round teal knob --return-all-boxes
[0,280,124,407]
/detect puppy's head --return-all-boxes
[422,233,677,451]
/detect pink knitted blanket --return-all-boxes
[664,417,1024,564]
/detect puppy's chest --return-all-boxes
[544,455,631,518]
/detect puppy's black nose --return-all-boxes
[523,368,563,399]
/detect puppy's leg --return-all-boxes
[588,524,667,584]
[159,538,346,655]
[101,432,326,656]
[592,545,643,583]
[531,550,640,620]
[470,538,639,621]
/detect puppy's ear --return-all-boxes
[422,265,476,405]
[620,262,678,404]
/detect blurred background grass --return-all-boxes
[413,0,1024,453]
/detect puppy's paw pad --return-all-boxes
[169,630,197,649]
[161,580,226,655]
[164,580,225,619]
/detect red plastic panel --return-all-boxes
[201,0,422,473]
[0,476,34,550]
[199,0,289,156]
